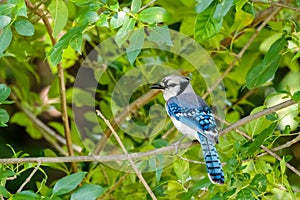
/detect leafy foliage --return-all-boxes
[0,0,300,199]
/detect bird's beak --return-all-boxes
[150,83,165,89]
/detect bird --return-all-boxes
[150,74,224,184]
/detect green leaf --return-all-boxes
[247,123,276,155]
[9,0,27,17]
[250,174,267,192]
[71,184,104,200]
[213,0,233,21]
[246,36,287,88]
[52,172,87,196]
[95,13,109,27]
[48,0,68,37]
[147,26,172,46]
[292,90,300,102]
[78,11,99,25]
[195,5,222,41]
[195,0,214,13]
[152,139,168,148]
[12,190,39,200]
[0,84,11,103]
[107,0,119,12]
[110,11,128,29]
[173,159,190,183]
[0,186,10,198]
[0,3,15,15]
[236,188,255,200]
[0,108,9,127]
[292,51,300,62]
[0,26,12,54]
[131,0,141,14]
[47,26,84,65]
[280,157,286,175]
[138,7,169,24]
[126,28,144,65]
[14,18,34,36]
[182,178,211,200]
[0,15,11,29]
[70,32,83,52]
[115,17,136,47]
[0,168,16,179]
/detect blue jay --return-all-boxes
[150,75,224,184]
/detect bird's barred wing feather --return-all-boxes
[167,100,219,143]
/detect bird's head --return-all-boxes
[150,75,192,100]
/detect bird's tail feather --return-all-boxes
[198,133,224,184]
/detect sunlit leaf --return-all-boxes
[173,159,190,183]
[47,26,84,65]
[195,0,213,13]
[213,0,233,21]
[138,7,170,24]
[246,35,287,88]
[48,0,68,37]
[131,0,141,14]
[195,4,222,41]
[115,17,136,47]
[292,90,300,102]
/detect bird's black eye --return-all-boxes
[168,83,176,87]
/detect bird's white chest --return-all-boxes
[170,116,199,140]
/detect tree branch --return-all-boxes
[96,110,157,200]
[0,142,193,164]
[25,0,77,172]
[219,99,297,136]
[258,132,300,158]
[17,161,41,192]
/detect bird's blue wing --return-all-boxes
[167,96,218,143]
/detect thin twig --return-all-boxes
[253,0,300,12]
[17,161,41,192]
[100,173,129,199]
[93,90,160,154]
[258,132,300,158]
[26,0,77,172]
[57,63,76,172]
[96,110,157,200]
[203,6,281,99]
[179,155,206,165]
[219,99,297,135]
[138,0,156,12]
